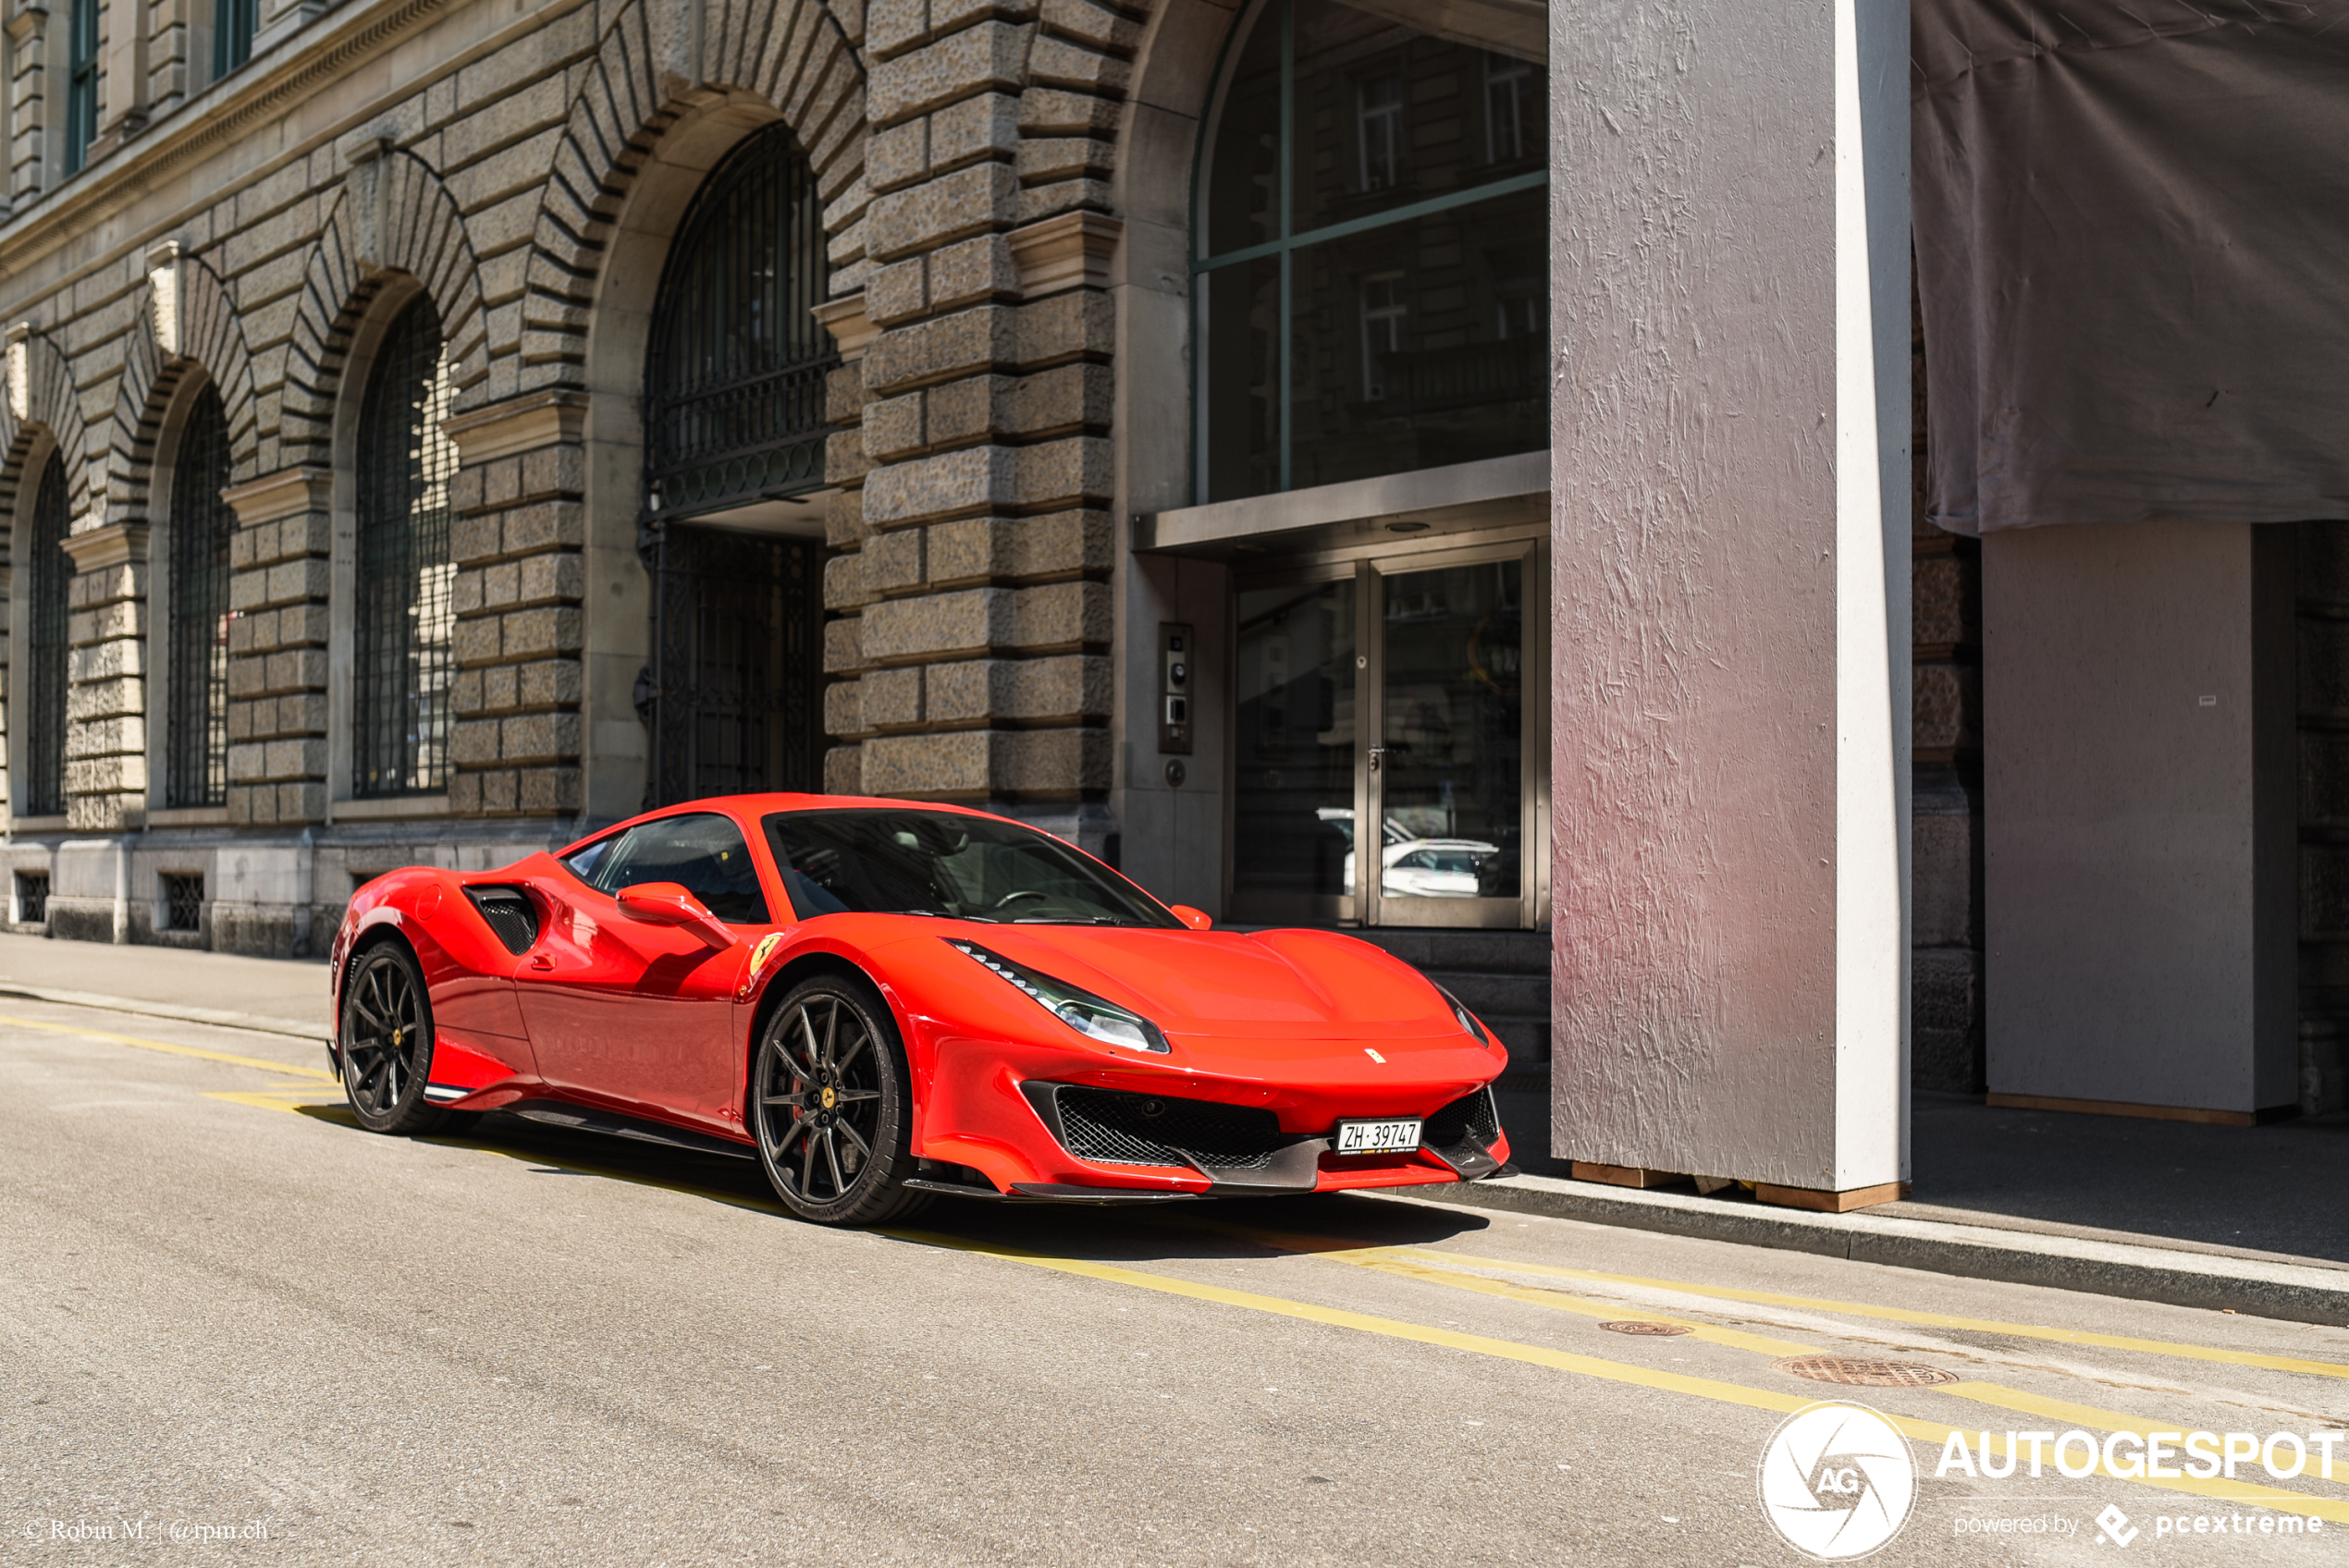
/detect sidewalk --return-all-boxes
[1485,1083,2349,1324]
[0,930,329,1036]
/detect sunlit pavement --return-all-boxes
[7,1002,2348,1565]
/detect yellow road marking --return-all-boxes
[204,1087,345,1114]
[0,1011,336,1082]
[1177,1218,1818,1356]
[1396,1246,2349,1383]
[899,1228,2349,1521]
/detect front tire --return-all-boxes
[338,941,449,1135]
[751,976,927,1225]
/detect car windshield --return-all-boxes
[763,809,1181,927]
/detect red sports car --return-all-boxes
[327,794,1512,1223]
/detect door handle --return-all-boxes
[1367,746,1386,773]
[529,954,554,970]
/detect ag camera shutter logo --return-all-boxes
[1757,1402,1919,1560]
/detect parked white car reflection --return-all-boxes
[1340,837,1500,899]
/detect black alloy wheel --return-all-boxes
[751,976,926,1224]
[339,941,449,1135]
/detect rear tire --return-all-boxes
[338,941,449,1135]
[751,975,928,1225]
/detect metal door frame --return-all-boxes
[1226,523,1548,930]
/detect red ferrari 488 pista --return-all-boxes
[328,794,1512,1222]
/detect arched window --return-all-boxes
[351,296,456,798]
[166,386,234,809]
[22,449,70,816]
[1195,0,1549,501]
[638,122,833,806]
[644,120,835,520]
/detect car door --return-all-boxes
[516,812,769,1132]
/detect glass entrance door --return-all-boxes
[1229,538,1544,929]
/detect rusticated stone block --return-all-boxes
[995,724,1110,794]
[864,445,1018,524]
[928,233,1022,312]
[863,729,992,795]
[824,744,865,795]
[826,489,871,548]
[499,605,584,659]
[516,658,584,708]
[865,391,926,459]
[518,766,583,814]
[862,526,925,594]
[478,770,520,814]
[826,427,873,487]
[499,711,581,764]
[823,550,869,611]
[923,654,1109,724]
[860,586,1005,663]
[1912,552,1972,647]
[868,21,1032,127]
[925,510,1111,584]
[450,719,500,767]
[864,302,1019,395]
[859,666,925,729]
[1018,86,1125,138]
[868,257,930,325]
[1912,662,1978,753]
[825,362,871,425]
[1007,580,1111,649]
[1011,435,1114,508]
[823,616,865,674]
[1015,288,1115,366]
[824,680,865,737]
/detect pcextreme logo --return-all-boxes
[1758,1402,1919,1561]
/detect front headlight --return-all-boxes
[1437,985,1489,1043]
[948,939,1172,1054]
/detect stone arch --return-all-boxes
[0,325,92,528]
[281,150,490,459]
[106,252,263,525]
[521,0,869,391]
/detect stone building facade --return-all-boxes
[0,0,1986,1127]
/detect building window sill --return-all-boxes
[333,794,452,822]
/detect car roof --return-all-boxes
[559,793,1052,856]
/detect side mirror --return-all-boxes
[1170,904,1213,931]
[616,882,735,949]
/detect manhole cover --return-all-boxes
[1774,1355,1959,1387]
[1600,1320,1692,1337]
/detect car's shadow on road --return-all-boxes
[301,1105,1496,1261]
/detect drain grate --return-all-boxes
[1600,1320,1692,1337]
[1774,1355,1959,1388]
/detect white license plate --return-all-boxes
[1334,1117,1422,1155]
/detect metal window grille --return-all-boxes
[643,121,837,521]
[23,451,70,817]
[162,873,204,932]
[65,0,98,174]
[213,0,257,77]
[641,526,823,807]
[166,386,234,809]
[352,297,456,799]
[15,872,49,925]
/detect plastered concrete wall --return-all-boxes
[1549,0,1911,1190]
[1985,518,2298,1114]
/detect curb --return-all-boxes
[0,982,328,1044]
[1361,1171,2349,1327]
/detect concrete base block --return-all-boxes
[1754,1179,1908,1213]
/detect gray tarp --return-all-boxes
[1912,0,2349,533]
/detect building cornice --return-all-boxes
[444,389,590,462]
[222,467,334,526]
[60,521,150,570]
[0,0,595,286]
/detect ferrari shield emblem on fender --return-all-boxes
[735,932,786,1001]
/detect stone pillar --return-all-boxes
[1549,0,1912,1207]
[220,467,331,827]
[443,391,587,820]
[58,520,147,832]
[823,0,1125,839]
[1984,519,2298,1121]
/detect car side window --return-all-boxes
[588,813,770,925]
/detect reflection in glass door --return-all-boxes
[1229,540,1543,930]
[1368,555,1524,926]
[1232,577,1359,922]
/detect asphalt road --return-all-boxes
[7,1000,2349,1566]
